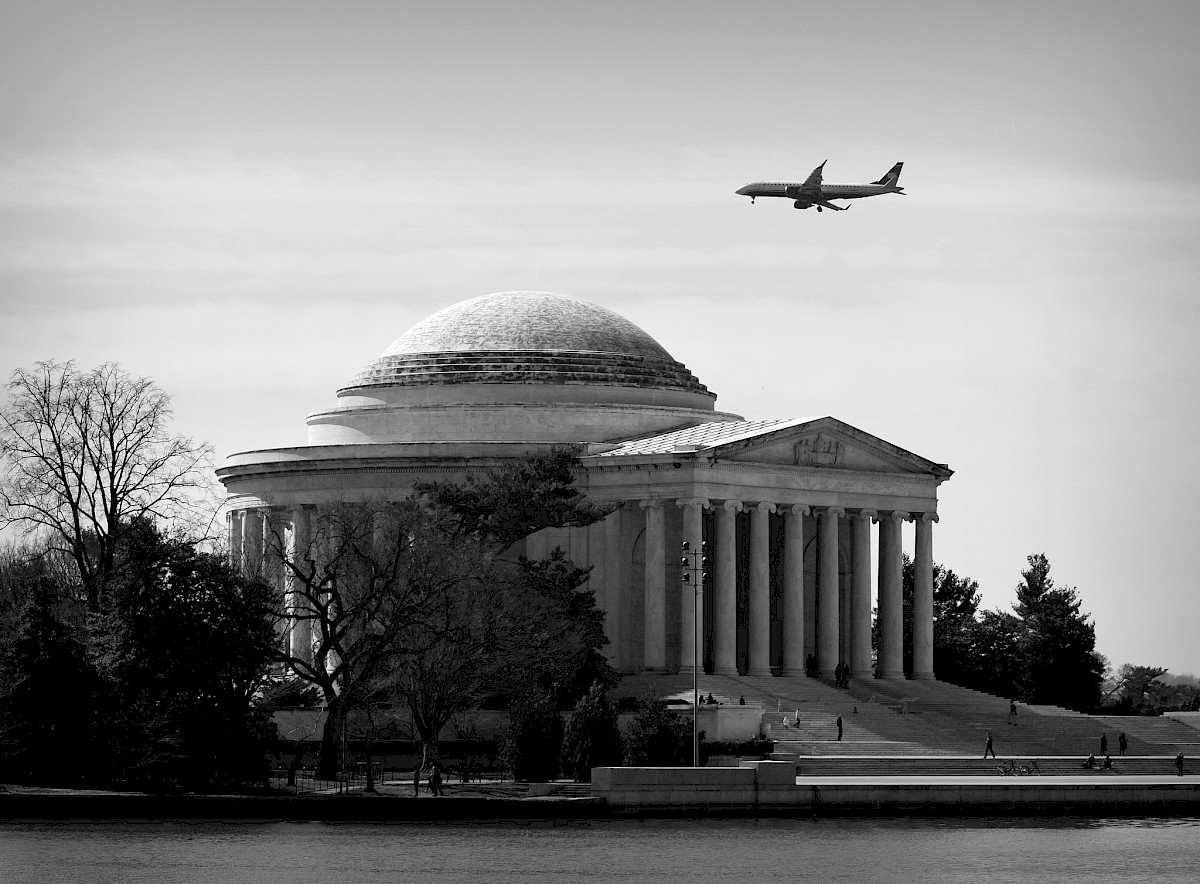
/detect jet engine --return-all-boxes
[793,200,811,210]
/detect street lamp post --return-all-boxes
[680,539,708,767]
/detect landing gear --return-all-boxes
[816,206,822,212]
[750,197,756,204]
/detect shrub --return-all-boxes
[561,683,622,782]
[502,688,563,782]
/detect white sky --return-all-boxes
[3,1,1199,674]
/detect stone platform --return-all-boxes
[592,762,1200,815]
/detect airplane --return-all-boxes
[736,161,904,212]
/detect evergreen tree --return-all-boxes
[1012,553,1104,711]
[502,687,563,782]
[561,683,622,782]
[622,693,690,767]
[95,520,279,789]
[0,560,99,786]
[416,445,613,553]
[964,609,1023,698]
[900,556,983,680]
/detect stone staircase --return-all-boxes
[613,671,1200,768]
[785,755,1191,777]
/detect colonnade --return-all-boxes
[633,499,937,680]
[227,504,315,663]
[227,497,939,681]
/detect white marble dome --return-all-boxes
[340,291,710,398]
[306,292,735,445]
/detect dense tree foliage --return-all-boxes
[92,520,278,789]
[415,446,613,552]
[1011,553,1104,711]
[1100,664,1200,715]
[0,552,99,785]
[896,552,1104,711]
[397,547,615,767]
[622,693,691,767]
[561,682,622,782]
[0,524,278,790]
[502,687,563,782]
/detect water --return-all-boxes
[2,817,1198,884]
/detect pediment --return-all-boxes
[712,418,950,478]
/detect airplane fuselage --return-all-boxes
[735,181,898,201]
[736,161,904,211]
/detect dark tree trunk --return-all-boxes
[317,694,343,780]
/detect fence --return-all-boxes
[269,762,385,794]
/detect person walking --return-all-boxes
[836,715,843,741]
[1008,700,1018,726]
[1118,732,1128,756]
[984,731,996,759]
[1100,732,1108,756]
[1176,753,1185,777]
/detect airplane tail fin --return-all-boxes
[873,162,904,189]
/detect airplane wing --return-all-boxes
[813,199,847,212]
[799,161,826,200]
[784,161,828,203]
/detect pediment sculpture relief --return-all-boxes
[794,434,844,467]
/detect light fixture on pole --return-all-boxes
[680,539,708,768]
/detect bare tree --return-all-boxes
[0,360,214,611]
[267,500,488,778]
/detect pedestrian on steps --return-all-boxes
[1100,732,1108,756]
[984,731,996,759]
[836,715,843,741]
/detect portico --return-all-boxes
[519,415,951,680]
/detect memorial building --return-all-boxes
[218,291,952,680]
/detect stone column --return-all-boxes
[713,499,743,675]
[228,509,243,569]
[242,508,264,578]
[263,508,287,648]
[747,502,776,676]
[640,500,667,672]
[782,504,809,675]
[817,506,844,676]
[604,505,627,670]
[913,512,937,680]
[877,511,907,678]
[290,506,313,664]
[676,498,708,677]
[851,510,876,677]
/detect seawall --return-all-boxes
[591,762,1200,816]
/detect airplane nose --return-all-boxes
[736,184,751,195]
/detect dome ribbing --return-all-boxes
[341,292,711,397]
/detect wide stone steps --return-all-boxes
[779,755,1189,778]
[615,672,1200,759]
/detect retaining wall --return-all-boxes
[591,762,1200,814]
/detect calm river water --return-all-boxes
[2,816,1198,883]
